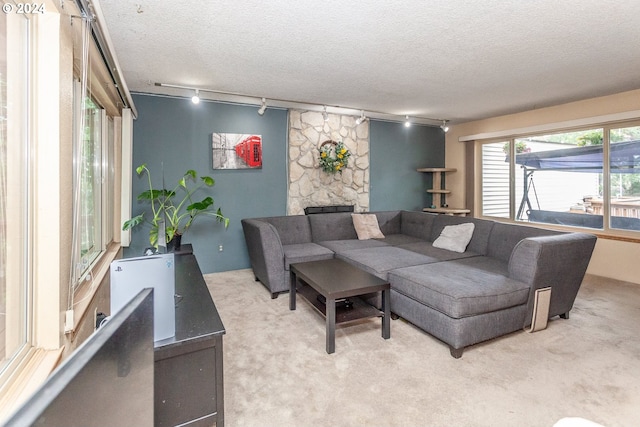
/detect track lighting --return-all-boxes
[156,82,450,128]
[191,89,200,104]
[355,110,367,125]
[258,97,267,115]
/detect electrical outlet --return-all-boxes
[64,309,74,334]
[95,311,107,329]
[219,245,223,252]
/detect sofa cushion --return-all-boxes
[389,257,530,318]
[309,212,358,241]
[431,215,494,254]
[262,215,312,245]
[352,213,385,239]
[453,255,511,275]
[283,243,334,270]
[487,222,559,262]
[398,241,480,261]
[400,211,436,240]
[337,246,438,279]
[433,223,475,253]
[375,233,425,246]
[317,239,388,254]
[374,211,402,235]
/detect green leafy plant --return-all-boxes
[122,164,229,247]
[502,141,531,154]
[577,131,603,146]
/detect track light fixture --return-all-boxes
[155,82,449,127]
[191,89,200,104]
[258,97,267,115]
[355,110,367,125]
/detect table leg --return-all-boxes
[289,270,297,311]
[326,298,336,354]
[382,288,390,339]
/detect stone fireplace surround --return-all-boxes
[288,109,370,215]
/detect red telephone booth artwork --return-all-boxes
[212,133,262,169]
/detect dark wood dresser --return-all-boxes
[152,247,225,426]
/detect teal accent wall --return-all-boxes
[129,94,288,273]
[129,94,445,273]
[370,120,445,211]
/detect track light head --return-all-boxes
[404,115,411,127]
[191,89,200,104]
[258,97,267,115]
[440,120,449,133]
[322,106,329,122]
[355,110,367,125]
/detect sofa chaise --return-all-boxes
[241,210,597,357]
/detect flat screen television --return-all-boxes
[110,253,175,342]
[2,289,155,427]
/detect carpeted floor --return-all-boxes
[204,270,640,427]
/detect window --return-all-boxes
[481,141,510,218]
[104,116,115,245]
[0,10,30,372]
[479,124,640,235]
[72,86,116,287]
[78,96,103,275]
[514,128,603,223]
[0,2,125,407]
[609,125,640,231]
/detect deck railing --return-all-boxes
[587,197,640,219]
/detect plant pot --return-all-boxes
[167,234,182,251]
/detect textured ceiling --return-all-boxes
[99,0,640,124]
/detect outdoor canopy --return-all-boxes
[512,139,640,230]
[514,139,640,173]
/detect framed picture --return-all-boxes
[212,133,262,169]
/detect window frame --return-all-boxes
[0,2,128,412]
[476,120,640,240]
[0,7,33,380]
[72,84,116,289]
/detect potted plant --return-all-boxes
[122,164,229,249]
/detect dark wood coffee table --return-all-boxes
[289,258,390,354]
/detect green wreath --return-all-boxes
[318,140,351,174]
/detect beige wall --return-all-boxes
[446,89,640,284]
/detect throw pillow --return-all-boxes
[432,223,475,253]
[351,214,385,240]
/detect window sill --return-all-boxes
[529,222,640,244]
[592,232,640,244]
[0,244,122,421]
[478,216,640,244]
[0,347,64,422]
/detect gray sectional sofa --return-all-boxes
[241,210,597,357]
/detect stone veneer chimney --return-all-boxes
[288,109,370,215]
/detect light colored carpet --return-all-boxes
[204,270,640,427]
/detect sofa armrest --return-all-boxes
[508,233,597,325]
[241,219,286,293]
